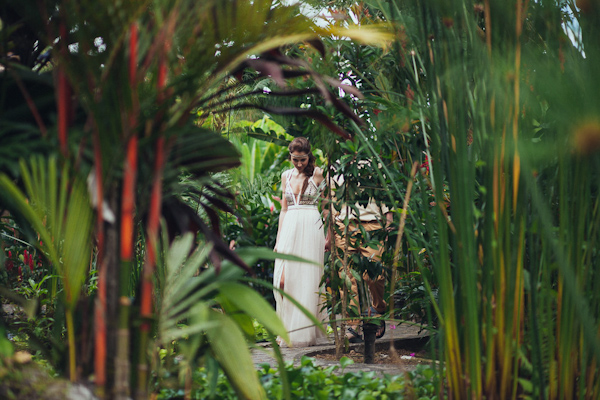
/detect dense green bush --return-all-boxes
[394,271,438,329]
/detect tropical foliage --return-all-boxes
[0,0,390,398]
[299,1,600,399]
[157,356,439,400]
[251,1,600,398]
[2,0,600,399]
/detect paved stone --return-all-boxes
[251,322,431,376]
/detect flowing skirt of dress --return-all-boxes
[273,206,326,347]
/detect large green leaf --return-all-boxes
[205,309,266,400]
[156,234,268,399]
[217,282,289,343]
[156,233,218,340]
[0,157,92,309]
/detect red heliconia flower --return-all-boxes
[5,250,13,271]
[29,255,34,272]
[373,108,382,116]
[18,265,23,281]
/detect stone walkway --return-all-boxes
[251,322,431,376]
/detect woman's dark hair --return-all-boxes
[288,137,316,195]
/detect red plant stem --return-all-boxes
[157,62,168,107]
[140,135,164,318]
[57,22,70,157]
[141,52,167,318]
[115,23,140,399]
[136,135,165,398]
[9,70,48,137]
[95,265,107,391]
[137,54,167,397]
[129,24,138,87]
[122,23,139,263]
[116,134,137,395]
[93,124,106,392]
[121,142,138,261]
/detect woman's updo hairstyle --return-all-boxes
[288,137,316,195]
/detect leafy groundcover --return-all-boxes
[157,356,438,400]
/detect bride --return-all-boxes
[273,137,327,347]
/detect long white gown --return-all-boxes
[273,169,327,347]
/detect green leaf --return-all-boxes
[0,157,92,310]
[205,310,266,400]
[340,356,355,368]
[166,232,195,276]
[218,294,256,339]
[517,378,533,394]
[217,282,289,342]
[244,277,326,341]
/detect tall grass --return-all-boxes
[362,0,600,398]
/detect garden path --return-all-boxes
[251,322,431,376]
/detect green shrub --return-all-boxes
[156,356,439,400]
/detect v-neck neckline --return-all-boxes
[287,170,302,205]
[287,169,313,206]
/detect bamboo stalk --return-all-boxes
[136,134,164,399]
[389,161,418,361]
[92,121,107,397]
[66,308,77,382]
[136,47,168,396]
[115,23,139,400]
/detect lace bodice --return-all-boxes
[284,169,325,206]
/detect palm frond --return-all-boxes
[0,156,93,309]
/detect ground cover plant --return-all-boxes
[156,356,439,400]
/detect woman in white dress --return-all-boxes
[273,137,326,347]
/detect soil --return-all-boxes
[313,346,429,366]
[310,337,432,366]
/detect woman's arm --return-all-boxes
[274,171,288,252]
